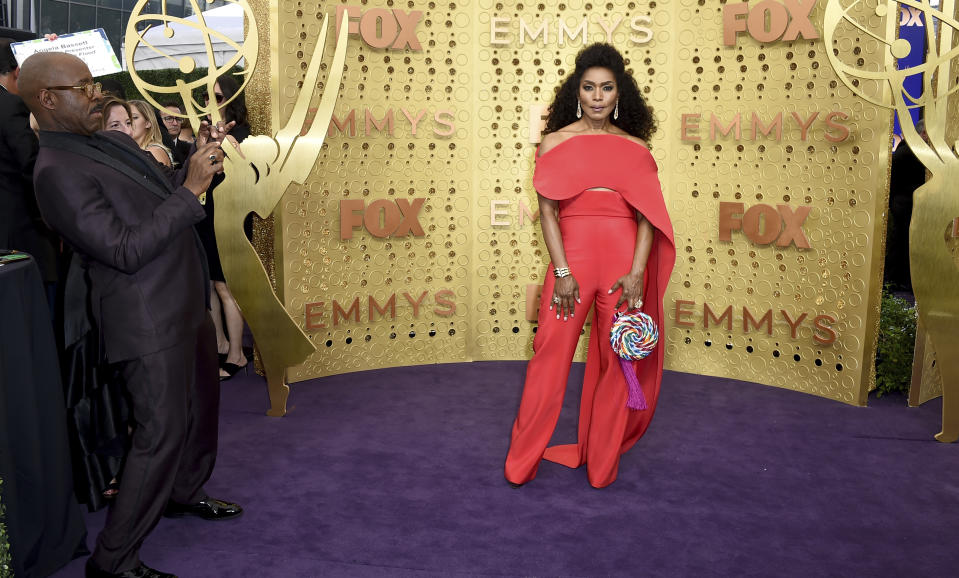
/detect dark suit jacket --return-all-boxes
[33,130,209,362]
[171,138,193,168]
[0,85,58,281]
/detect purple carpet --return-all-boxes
[52,362,957,577]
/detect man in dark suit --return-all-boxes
[160,101,193,167]
[20,51,242,578]
[0,38,59,299]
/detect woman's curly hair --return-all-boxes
[544,43,656,142]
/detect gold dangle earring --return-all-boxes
[576,100,582,119]
[614,99,619,120]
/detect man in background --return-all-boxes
[0,37,59,305]
[161,101,194,166]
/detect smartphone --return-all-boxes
[0,252,31,264]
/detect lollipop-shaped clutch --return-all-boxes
[609,309,659,410]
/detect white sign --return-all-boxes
[12,29,122,77]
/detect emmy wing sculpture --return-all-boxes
[826,0,959,441]
[126,1,349,415]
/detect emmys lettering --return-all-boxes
[718,202,812,249]
[489,199,540,227]
[680,111,850,143]
[722,0,820,46]
[317,108,456,138]
[305,291,457,329]
[528,103,549,144]
[340,199,426,239]
[488,13,653,46]
[674,300,838,345]
[335,5,423,50]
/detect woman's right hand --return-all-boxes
[550,275,581,321]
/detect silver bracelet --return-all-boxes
[554,266,571,278]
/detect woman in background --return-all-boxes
[102,97,133,137]
[199,74,252,379]
[504,44,675,489]
[128,99,174,167]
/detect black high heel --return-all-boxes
[102,479,120,499]
[219,362,248,381]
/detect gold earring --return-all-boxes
[576,100,582,119]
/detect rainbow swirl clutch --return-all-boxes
[610,309,659,410]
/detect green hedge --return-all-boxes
[1,478,10,578]
[874,288,918,397]
[99,67,243,108]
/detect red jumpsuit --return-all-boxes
[504,135,675,488]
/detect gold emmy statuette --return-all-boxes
[825,0,959,441]
[125,0,350,416]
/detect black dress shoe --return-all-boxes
[86,558,176,578]
[164,498,243,521]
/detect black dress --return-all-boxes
[884,143,926,291]
[195,123,250,283]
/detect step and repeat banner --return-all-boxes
[246,0,891,405]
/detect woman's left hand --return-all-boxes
[609,271,645,310]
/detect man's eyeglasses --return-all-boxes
[204,93,225,104]
[161,116,181,123]
[45,81,102,99]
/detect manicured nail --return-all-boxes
[608,289,613,294]
[556,314,560,319]
[563,315,568,321]
[576,298,581,303]
[571,313,575,318]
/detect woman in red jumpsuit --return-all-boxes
[504,44,675,489]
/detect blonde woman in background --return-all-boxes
[128,99,173,167]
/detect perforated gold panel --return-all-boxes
[268,1,473,381]
[664,0,889,405]
[469,0,675,366]
[249,0,890,405]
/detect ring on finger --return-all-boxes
[552,296,561,304]
[633,299,643,309]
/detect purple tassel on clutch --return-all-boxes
[620,358,648,410]
[610,309,659,411]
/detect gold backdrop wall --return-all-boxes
[252,0,891,405]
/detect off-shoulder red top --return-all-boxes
[534,134,677,459]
